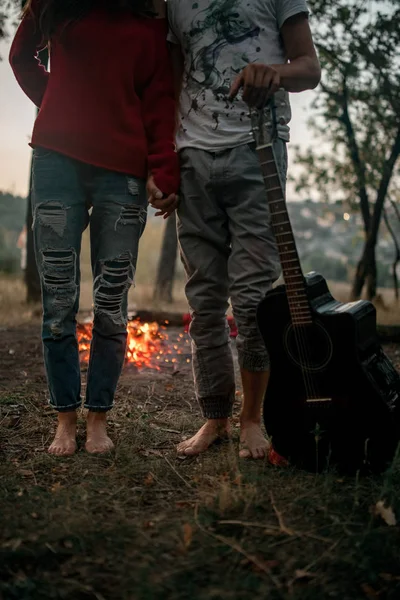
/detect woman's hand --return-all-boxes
[147,176,179,219]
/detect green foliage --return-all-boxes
[294,0,400,213]
[0,0,21,44]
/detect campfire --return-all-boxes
[77,319,190,371]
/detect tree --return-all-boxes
[153,213,178,304]
[0,1,20,42]
[293,0,400,300]
[383,196,400,300]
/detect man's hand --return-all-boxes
[229,64,281,108]
[147,176,179,220]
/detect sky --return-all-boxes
[0,38,317,198]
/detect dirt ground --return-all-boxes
[1,317,400,600]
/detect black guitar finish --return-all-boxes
[257,273,400,473]
[251,104,400,474]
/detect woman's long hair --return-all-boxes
[23,0,156,42]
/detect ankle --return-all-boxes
[87,411,107,423]
[205,418,229,431]
[240,414,262,427]
[57,411,77,425]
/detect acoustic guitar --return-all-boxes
[252,102,400,474]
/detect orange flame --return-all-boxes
[77,319,186,371]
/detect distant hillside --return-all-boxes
[288,200,399,288]
[0,192,398,288]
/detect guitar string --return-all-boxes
[269,169,318,399]
[262,175,317,398]
[274,228,318,399]
[260,141,319,399]
[254,107,319,400]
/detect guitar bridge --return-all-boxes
[306,398,332,404]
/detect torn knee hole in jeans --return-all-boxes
[33,202,69,237]
[115,205,146,230]
[40,248,77,337]
[93,252,134,325]
[41,248,76,288]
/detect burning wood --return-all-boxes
[77,319,190,370]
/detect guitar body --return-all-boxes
[250,102,400,474]
[257,272,400,474]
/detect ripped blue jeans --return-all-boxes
[32,147,147,412]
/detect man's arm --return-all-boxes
[274,13,321,92]
[230,13,321,107]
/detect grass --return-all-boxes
[0,318,400,599]
[1,397,400,600]
[1,239,400,599]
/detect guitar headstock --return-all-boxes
[249,100,277,149]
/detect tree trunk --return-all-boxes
[383,207,400,301]
[153,213,178,304]
[365,251,378,301]
[351,240,377,301]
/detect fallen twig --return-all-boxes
[218,519,332,544]
[164,456,192,488]
[270,492,295,536]
[195,505,283,594]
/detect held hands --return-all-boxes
[229,64,281,108]
[147,176,179,219]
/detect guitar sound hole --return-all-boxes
[284,322,333,372]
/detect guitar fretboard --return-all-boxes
[257,144,312,326]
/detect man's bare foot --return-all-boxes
[85,412,114,454]
[48,411,77,456]
[177,419,230,456]
[239,421,270,459]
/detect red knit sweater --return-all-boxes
[9,4,179,195]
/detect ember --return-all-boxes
[77,319,190,370]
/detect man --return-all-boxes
[149,0,321,459]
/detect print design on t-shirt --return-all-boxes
[183,0,261,129]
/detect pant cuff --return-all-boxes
[84,404,114,412]
[199,390,235,420]
[238,349,270,372]
[49,401,82,412]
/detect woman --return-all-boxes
[9,0,179,456]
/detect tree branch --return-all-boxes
[369,124,400,247]
[337,78,371,232]
[383,207,400,300]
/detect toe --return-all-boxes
[177,441,192,455]
[184,447,196,456]
[239,448,252,459]
[185,442,205,456]
[256,447,266,459]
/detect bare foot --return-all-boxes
[177,419,230,456]
[239,421,270,459]
[85,412,114,454]
[48,412,77,456]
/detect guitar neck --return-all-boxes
[257,143,312,326]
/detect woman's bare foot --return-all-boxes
[48,411,77,456]
[239,421,270,459]
[85,412,114,454]
[177,419,230,456]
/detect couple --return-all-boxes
[10,0,320,458]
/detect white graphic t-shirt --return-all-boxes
[167,0,309,151]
